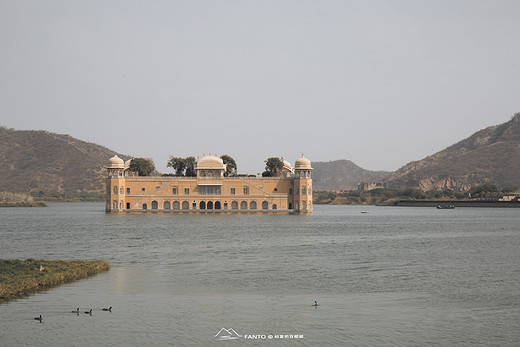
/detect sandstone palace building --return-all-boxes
[106,155,313,214]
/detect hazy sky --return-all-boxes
[1,1,519,174]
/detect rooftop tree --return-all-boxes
[167,157,186,176]
[262,157,283,177]
[221,154,237,177]
[129,158,155,176]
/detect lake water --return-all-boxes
[1,203,519,346]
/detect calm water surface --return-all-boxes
[1,203,519,346]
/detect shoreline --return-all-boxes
[0,201,47,207]
[392,200,520,208]
[0,259,110,303]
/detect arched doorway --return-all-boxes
[182,201,189,210]
[250,201,257,209]
[231,201,238,210]
[199,201,206,209]
[215,201,221,209]
[143,203,148,210]
[152,201,158,209]
[207,201,213,209]
[240,201,247,210]
[173,201,180,210]
[272,204,277,210]
[164,201,171,209]
[262,201,268,210]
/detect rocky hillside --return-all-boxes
[312,160,391,191]
[0,127,127,193]
[384,113,520,190]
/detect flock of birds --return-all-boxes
[34,307,112,322]
[34,302,317,322]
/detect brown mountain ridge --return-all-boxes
[0,127,127,193]
[1,113,518,195]
[311,160,391,191]
[384,113,520,190]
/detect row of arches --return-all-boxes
[141,200,278,211]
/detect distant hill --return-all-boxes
[0,127,127,193]
[311,160,391,191]
[384,113,520,190]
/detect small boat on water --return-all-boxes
[360,210,370,214]
[436,205,455,209]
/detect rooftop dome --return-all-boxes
[108,155,125,168]
[282,158,293,173]
[294,155,312,170]
[196,155,226,170]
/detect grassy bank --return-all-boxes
[0,259,110,302]
[0,201,47,207]
[0,191,47,207]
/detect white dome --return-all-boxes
[108,155,125,168]
[196,155,225,170]
[294,155,312,170]
[282,158,293,173]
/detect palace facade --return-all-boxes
[105,155,313,214]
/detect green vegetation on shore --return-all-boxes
[0,259,110,302]
[313,184,520,206]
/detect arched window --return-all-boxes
[262,201,268,210]
[152,201,158,209]
[302,187,306,195]
[113,187,118,194]
[173,201,180,210]
[113,201,117,210]
[207,201,213,209]
[182,201,189,210]
[302,202,306,210]
[250,201,257,209]
[240,201,248,209]
[215,201,221,209]
[143,204,148,210]
[120,187,124,194]
[199,201,206,209]
[231,201,238,210]
[272,204,277,210]
[163,201,171,209]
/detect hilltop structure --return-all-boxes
[106,155,313,214]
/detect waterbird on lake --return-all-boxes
[102,307,112,311]
[72,308,79,313]
[34,315,42,322]
[84,309,92,315]
[313,301,319,306]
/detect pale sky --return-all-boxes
[1,0,519,174]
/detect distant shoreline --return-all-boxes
[393,200,520,208]
[0,201,47,207]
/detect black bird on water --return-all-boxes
[84,309,92,315]
[102,307,112,312]
[312,301,319,307]
[72,308,79,313]
[34,315,43,322]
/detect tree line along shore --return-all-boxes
[0,259,110,302]
[314,184,520,206]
